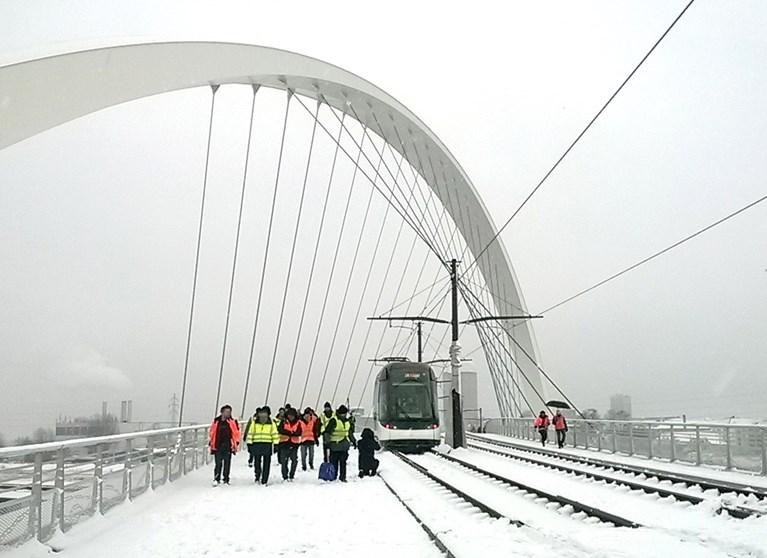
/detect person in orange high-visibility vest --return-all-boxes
[299,408,320,471]
[552,410,568,448]
[277,407,303,481]
[533,411,550,447]
[209,405,240,486]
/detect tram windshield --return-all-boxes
[380,380,437,423]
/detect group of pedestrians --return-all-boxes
[534,409,568,448]
[208,401,379,486]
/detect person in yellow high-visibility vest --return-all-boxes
[245,406,279,485]
[322,405,356,482]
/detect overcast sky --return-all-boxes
[1,1,766,440]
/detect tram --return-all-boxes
[373,359,440,452]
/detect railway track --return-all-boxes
[467,433,767,516]
[466,436,764,519]
[421,449,639,527]
[381,451,762,558]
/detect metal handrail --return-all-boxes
[0,424,208,458]
[0,424,211,550]
[481,416,767,476]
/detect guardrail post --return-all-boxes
[181,432,188,476]
[669,425,676,462]
[695,425,702,465]
[628,423,634,456]
[597,422,602,452]
[55,448,65,534]
[93,443,104,515]
[725,426,732,470]
[147,436,155,489]
[584,423,589,450]
[28,452,43,541]
[164,433,172,483]
[647,426,653,459]
[124,439,133,501]
[611,423,617,453]
[192,429,199,470]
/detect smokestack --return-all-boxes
[102,401,108,420]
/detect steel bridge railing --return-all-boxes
[0,424,209,550]
[481,417,767,476]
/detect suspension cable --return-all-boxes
[538,192,767,315]
[298,126,369,408]
[213,84,259,414]
[464,0,697,274]
[284,108,346,404]
[240,89,293,417]
[263,99,320,403]
[342,204,414,401]
[178,84,219,426]
[315,157,392,408]
[459,279,574,416]
[317,97,447,263]
[334,149,420,400]
[459,281,537,415]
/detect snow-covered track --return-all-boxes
[391,450,525,526]
[378,472,458,558]
[427,449,640,527]
[467,434,767,501]
[467,437,763,519]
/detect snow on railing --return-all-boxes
[0,424,209,550]
[481,417,767,476]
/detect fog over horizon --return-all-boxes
[1,1,766,443]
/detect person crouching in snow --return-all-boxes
[357,428,380,478]
[209,404,240,486]
[533,410,550,447]
[277,407,303,481]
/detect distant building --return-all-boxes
[609,394,632,417]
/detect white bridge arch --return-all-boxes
[0,41,546,415]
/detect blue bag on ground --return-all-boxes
[318,462,336,481]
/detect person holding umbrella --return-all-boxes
[553,410,568,448]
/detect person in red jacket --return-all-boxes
[209,405,240,486]
[552,410,568,448]
[533,410,550,447]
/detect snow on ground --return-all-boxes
[7,447,767,558]
[6,454,442,558]
[478,433,767,491]
[436,447,767,557]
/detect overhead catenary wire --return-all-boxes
[463,0,698,275]
[537,192,767,315]
[263,99,321,403]
[214,84,259,414]
[178,84,219,426]
[240,89,293,417]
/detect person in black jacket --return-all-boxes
[357,428,380,478]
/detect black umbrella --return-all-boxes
[545,400,571,409]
